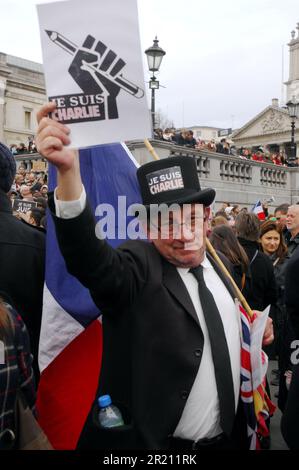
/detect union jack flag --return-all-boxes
[239,303,276,450]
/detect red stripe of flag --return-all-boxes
[36,320,102,449]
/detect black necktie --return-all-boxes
[190,265,235,437]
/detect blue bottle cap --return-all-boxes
[98,394,112,408]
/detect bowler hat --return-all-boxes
[136,155,215,210]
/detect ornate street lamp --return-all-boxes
[145,37,166,132]
[286,97,299,162]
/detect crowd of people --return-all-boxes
[8,165,48,230]
[154,127,298,166]
[9,136,38,155]
[8,128,298,168]
[1,105,299,451]
[209,202,298,422]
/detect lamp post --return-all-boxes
[145,37,166,133]
[286,97,299,162]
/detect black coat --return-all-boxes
[281,363,299,449]
[286,232,299,259]
[0,190,45,378]
[285,247,299,341]
[237,238,277,311]
[49,197,247,450]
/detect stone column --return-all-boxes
[0,78,6,143]
[286,24,299,102]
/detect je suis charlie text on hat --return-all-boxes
[136,155,215,209]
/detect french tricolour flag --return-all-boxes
[36,143,142,450]
[252,200,265,221]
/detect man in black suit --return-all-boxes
[36,102,273,450]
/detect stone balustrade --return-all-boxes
[15,140,299,209]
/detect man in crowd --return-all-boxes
[184,130,197,148]
[285,204,299,257]
[36,101,273,450]
[216,138,229,155]
[274,203,289,243]
[0,142,45,381]
[19,184,35,201]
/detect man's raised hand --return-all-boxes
[36,101,76,172]
[36,102,83,201]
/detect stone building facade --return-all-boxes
[232,98,299,158]
[0,53,46,146]
[233,24,299,158]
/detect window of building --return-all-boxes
[3,102,6,126]
[212,131,217,138]
[196,131,202,138]
[24,110,32,129]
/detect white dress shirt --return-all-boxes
[174,260,241,441]
[54,186,86,219]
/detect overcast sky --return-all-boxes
[1,0,298,129]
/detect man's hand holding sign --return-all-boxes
[36,101,82,202]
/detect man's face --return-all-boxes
[275,210,287,229]
[27,173,35,182]
[286,207,299,235]
[149,204,208,268]
[20,185,31,198]
[15,175,24,184]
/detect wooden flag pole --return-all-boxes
[144,139,160,161]
[143,138,254,318]
[205,238,253,317]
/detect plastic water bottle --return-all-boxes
[98,395,124,428]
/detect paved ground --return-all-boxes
[268,360,289,450]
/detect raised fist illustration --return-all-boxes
[68,35,126,119]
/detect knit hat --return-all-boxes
[0,143,16,193]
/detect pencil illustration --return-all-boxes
[45,30,144,99]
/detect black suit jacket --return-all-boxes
[0,190,45,379]
[49,196,246,450]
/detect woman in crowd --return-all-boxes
[0,295,35,449]
[260,220,294,411]
[235,212,277,310]
[210,215,229,229]
[209,224,250,290]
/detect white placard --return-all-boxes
[37,0,151,149]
